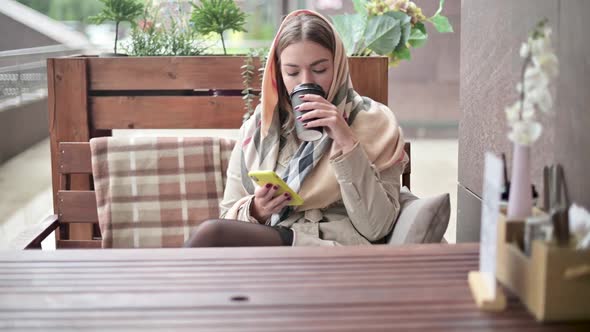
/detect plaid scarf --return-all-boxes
[238,10,405,226]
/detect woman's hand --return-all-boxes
[296,94,358,153]
[250,183,291,223]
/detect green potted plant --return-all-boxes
[331,0,453,66]
[89,0,145,56]
[190,0,247,55]
[122,1,208,56]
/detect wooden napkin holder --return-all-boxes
[496,208,590,321]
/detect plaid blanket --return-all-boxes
[90,137,235,248]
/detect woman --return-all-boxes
[184,9,407,247]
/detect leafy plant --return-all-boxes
[331,0,453,66]
[122,2,208,56]
[122,3,164,56]
[89,0,144,54]
[164,20,209,56]
[241,48,267,122]
[190,0,247,55]
[123,24,165,56]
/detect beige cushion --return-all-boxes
[387,187,450,245]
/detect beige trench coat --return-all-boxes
[219,130,407,246]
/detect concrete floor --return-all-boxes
[0,139,52,249]
[0,132,458,248]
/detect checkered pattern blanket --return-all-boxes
[90,136,235,248]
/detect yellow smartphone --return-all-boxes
[247,170,304,206]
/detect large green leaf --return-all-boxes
[416,21,427,34]
[434,0,445,17]
[429,14,453,33]
[428,0,453,33]
[393,44,411,60]
[384,11,411,51]
[365,15,401,55]
[331,14,364,55]
[384,10,410,23]
[408,23,427,47]
[353,0,367,18]
[398,24,411,51]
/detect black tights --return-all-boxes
[183,219,292,247]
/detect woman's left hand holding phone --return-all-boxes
[250,183,292,223]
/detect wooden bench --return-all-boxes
[14,55,411,249]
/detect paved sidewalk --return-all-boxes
[0,133,458,247]
[0,139,52,248]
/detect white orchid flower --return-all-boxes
[530,35,550,56]
[534,52,559,78]
[508,120,543,145]
[505,101,521,124]
[505,20,557,146]
[524,66,549,94]
[524,66,547,85]
[521,100,536,120]
[534,89,554,114]
[519,42,530,58]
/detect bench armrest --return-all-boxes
[8,215,59,250]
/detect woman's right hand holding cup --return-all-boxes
[250,183,291,223]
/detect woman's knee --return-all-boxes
[184,219,226,247]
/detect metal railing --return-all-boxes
[0,45,84,110]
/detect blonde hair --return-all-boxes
[274,14,335,133]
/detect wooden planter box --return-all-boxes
[496,210,590,321]
[46,55,389,244]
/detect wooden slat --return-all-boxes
[88,59,388,130]
[48,58,93,240]
[59,142,92,174]
[0,305,574,332]
[57,191,98,223]
[56,239,101,249]
[403,142,411,174]
[88,56,262,91]
[403,142,411,189]
[91,96,251,130]
[349,57,388,105]
[87,57,387,102]
[4,243,478,261]
[0,249,477,266]
[0,264,477,281]
[47,58,57,208]
[402,173,411,190]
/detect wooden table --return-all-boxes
[1,243,588,331]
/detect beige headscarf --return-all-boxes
[238,10,406,223]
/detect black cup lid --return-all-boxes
[290,83,325,98]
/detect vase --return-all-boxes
[507,142,533,219]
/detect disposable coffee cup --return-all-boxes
[290,83,326,141]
